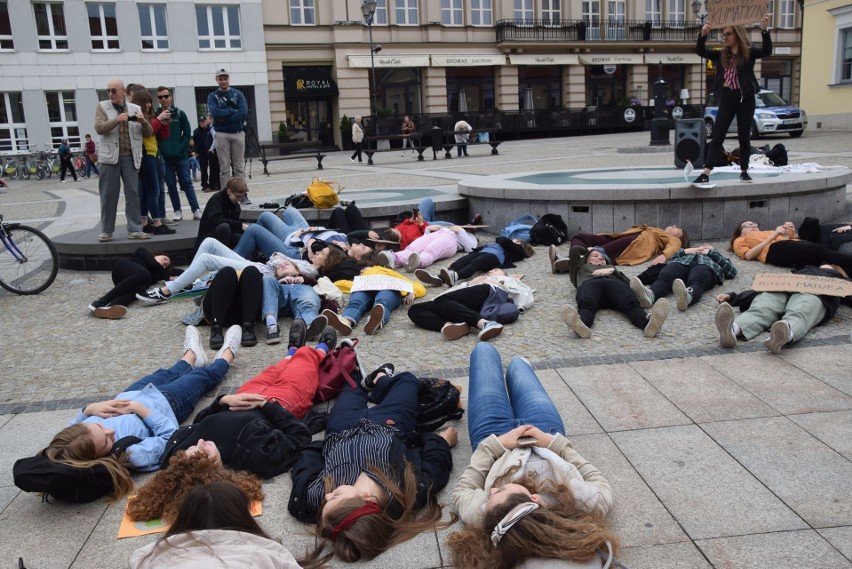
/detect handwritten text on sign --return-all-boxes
[751,273,852,298]
[708,0,768,28]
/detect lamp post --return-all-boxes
[691,0,709,108]
[361,0,380,135]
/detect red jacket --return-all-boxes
[396,219,429,249]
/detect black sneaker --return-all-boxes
[266,323,281,345]
[692,173,710,184]
[316,326,337,351]
[288,319,307,349]
[363,363,395,390]
[142,224,155,234]
[306,315,328,340]
[739,171,753,182]
[210,324,224,350]
[152,224,176,235]
[241,322,258,347]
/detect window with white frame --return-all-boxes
[645,0,661,26]
[196,5,241,49]
[395,0,417,25]
[584,0,601,38]
[442,0,462,25]
[45,91,79,147]
[0,93,27,152]
[766,0,775,28]
[778,0,794,28]
[831,6,852,84]
[0,2,13,50]
[543,0,561,24]
[374,0,388,24]
[33,3,68,50]
[608,0,625,38]
[514,0,533,22]
[87,3,119,50]
[668,0,685,26]
[290,0,315,25]
[471,0,492,26]
[138,4,169,50]
[842,28,852,82]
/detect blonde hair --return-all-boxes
[43,424,134,501]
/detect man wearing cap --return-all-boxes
[207,69,248,197]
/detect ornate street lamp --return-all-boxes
[361,0,380,135]
[691,0,709,108]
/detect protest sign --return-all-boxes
[351,274,415,295]
[751,273,852,298]
[708,0,768,28]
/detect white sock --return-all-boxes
[732,322,741,336]
[786,323,794,343]
[265,315,276,327]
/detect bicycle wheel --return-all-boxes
[21,166,30,180]
[35,166,44,180]
[0,224,59,295]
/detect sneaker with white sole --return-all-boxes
[477,320,503,341]
[193,209,203,220]
[136,288,171,305]
[377,250,396,268]
[403,252,420,273]
[441,322,471,340]
[127,231,152,240]
[715,302,737,348]
[183,325,208,367]
[415,269,444,287]
[90,305,128,320]
[214,324,242,361]
[439,268,458,287]
[266,323,281,345]
[363,363,395,390]
[364,304,385,335]
[672,279,691,311]
[323,309,353,335]
[644,298,669,338]
[765,320,790,354]
[98,232,113,242]
[173,211,183,222]
[560,305,591,339]
[629,276,654,309]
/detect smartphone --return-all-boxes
[128,115,138,122]
[517,435,536,448]
[412,207,420,219]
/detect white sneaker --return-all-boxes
[378,250,396,268]
[672,279,691,311]
[183,325,208,367]
[193,209,202,220]
[560,305,591,339]
[644,298,669,338]
[629,276,654,309]
[173,211,183,222]
[214,324,242,361]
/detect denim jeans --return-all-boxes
[261,277,321,322]
[343,290,402,326]
[166,238,254,294]
[235,224,300,260]
[124,359,229,423]
[417,197,453,227]
[326,373,419,435]
[85,157,99,177]
[467,343,565,449]
[139,155,161,221]
[156,156,168,220]
[164,158,200,213]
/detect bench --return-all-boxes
[258,140,325,174]
[440,128,502,159]
[362,134,427,165]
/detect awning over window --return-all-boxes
[347,55,430,68]
[579,54,645,65]
[645,53,703,64]
[509,54,580,65]
[431,54,507,66]
[284,68,339,99]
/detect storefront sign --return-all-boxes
[672,106,684,119]
[709,0,770,28]
[508,54,580,65]
[623,108,636,123]
[646,53,703,64]
[431,54,506,67]
[579,54,644,65]
[283,68,339,100]
[603,64,617,75]
[347,55,430,68]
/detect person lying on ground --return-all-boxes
[563,224,687,268]
[378,225,478,273]
[797,217,852,255]
[416,236,534,288]
[88,248,174,319]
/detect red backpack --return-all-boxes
[313,339,361,403]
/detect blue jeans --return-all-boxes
[326,373,419,435]
[124,359,229,423]
[234,223,300,260]
[164,158,200,213]
[189,155,199,178]
[467,343,565,449]
[139,155,161,220]
[261,277,320,322]
[85,156,99,177]
[418,197,453,227]
[343,290,402,326]
[260,209,309,241]
[156,156,168,220]
[166,238,252,294]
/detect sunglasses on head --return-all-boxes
[107,88,122,94]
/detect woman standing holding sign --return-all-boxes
[692,13,771,185]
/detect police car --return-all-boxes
[704,89,807,139]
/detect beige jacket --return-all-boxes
[94,100,148,168]
[599,225,681,266]
[352,121,364,143]
[451,433,612,528]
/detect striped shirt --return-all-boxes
[306,419,398,512]
[723,64,739,90]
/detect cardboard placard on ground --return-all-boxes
[351,274,415,295]
[118,498,262,539]
[751,273,852,298]
[708,0,769,28]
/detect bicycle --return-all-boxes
[0,214,59,295]
[21,153,40,180]
[3,156,23,180]
[74,152,87,178]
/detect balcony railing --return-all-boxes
[496,19,709,42]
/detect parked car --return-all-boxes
[704,89,807,139]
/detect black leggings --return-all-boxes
[576,278,647,329]
[407,284,491,331]
[329,203,369,233]
[650,263,716,305]
[704,87,756,171]
[202,266,263,326]
[449,252,500,280]
[98,259,152,306]
[766,240,852,274]
[570,233,637,263]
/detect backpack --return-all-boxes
[529,213,568,246]
[306,178,342,209]
[313,338,362,403]
[765,143,788,166]
[13,436,142,503]
[415,377,464,432]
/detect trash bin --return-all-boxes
[431,126,443,160]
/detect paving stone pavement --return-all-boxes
[0,130,850,568]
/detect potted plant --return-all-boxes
[340,115,353,151]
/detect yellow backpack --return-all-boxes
[306,178,343,209]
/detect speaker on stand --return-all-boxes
[673,118,706,169]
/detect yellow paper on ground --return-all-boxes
[751,273,852,298]
[117,497,262,539]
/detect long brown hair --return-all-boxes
[134,90,155,120]
[447,472,618,569]
[300,462,451,567]
[729,220,748,251]
[721,25,751,68]
[127,452,263,523]
[165,482,268,538]
[43,424,134,501]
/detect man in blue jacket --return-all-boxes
[157,86,201,221]
[207,69,248,201]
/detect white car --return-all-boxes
[704,89,807,139]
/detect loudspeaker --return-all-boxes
[673,118,706,169]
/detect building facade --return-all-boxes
[0,0,271,153]
[799,0,852,130]
[263,0,803,148]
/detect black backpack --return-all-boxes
[416,377,464,433]
[529,213,568,246]
[765,143,788,166]
[13,435,141,503]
